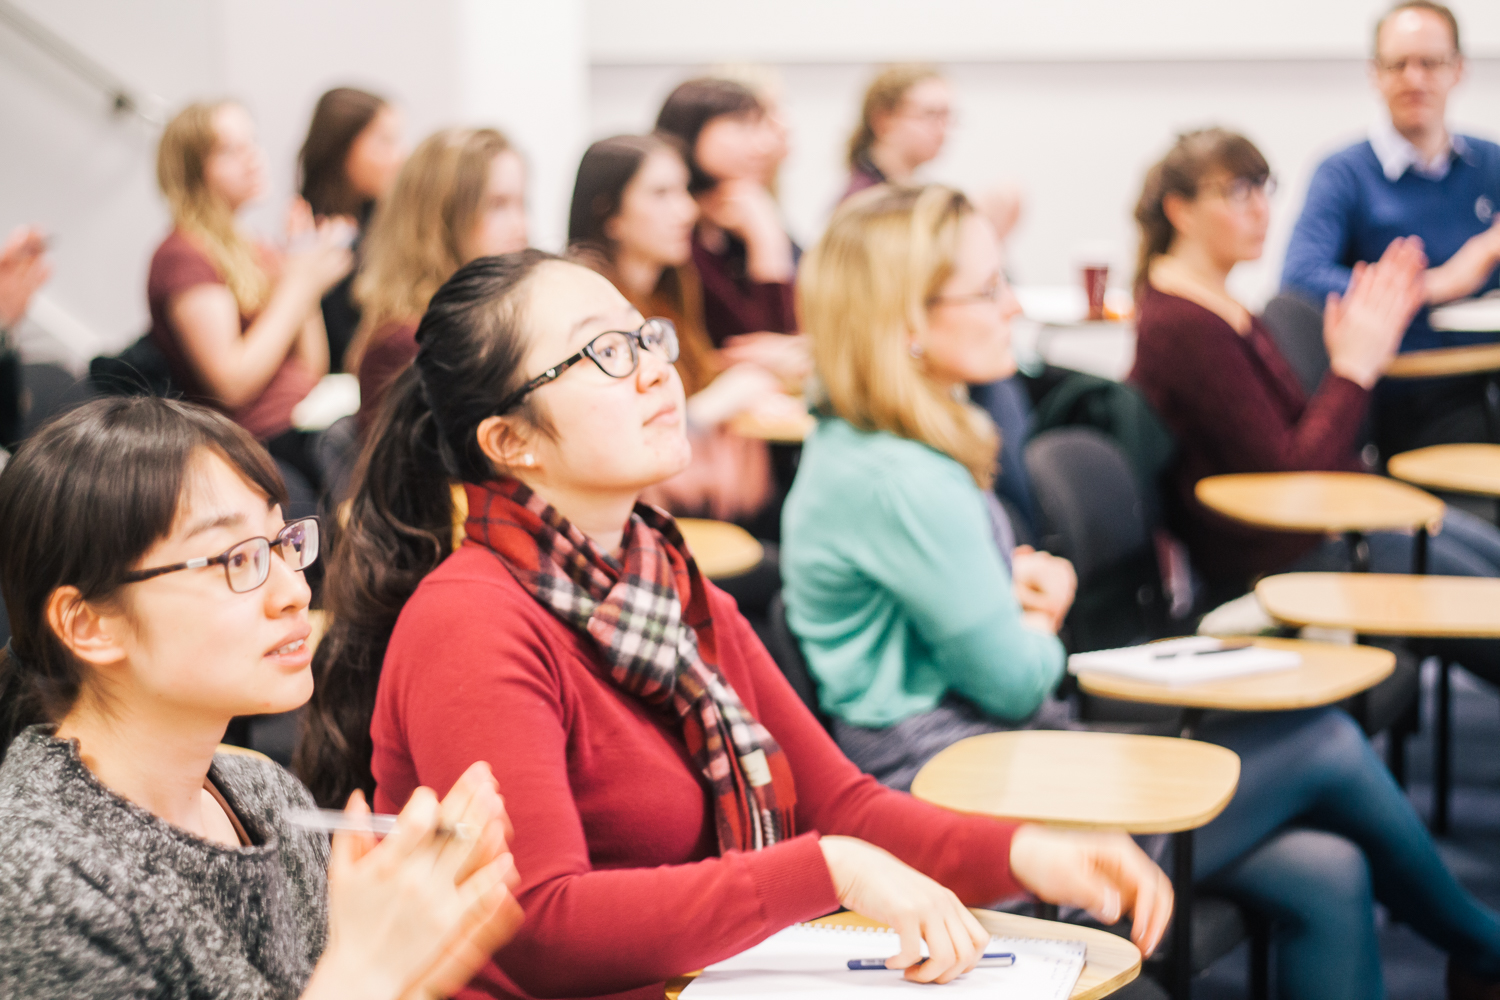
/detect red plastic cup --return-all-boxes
[1082,264,1109,321]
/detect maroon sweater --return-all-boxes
[371,542,1025,1000]
[691,230,797,346]
[1129,284,1369,586]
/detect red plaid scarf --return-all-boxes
[464,478,797,853]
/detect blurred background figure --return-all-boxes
[297,87,407,372]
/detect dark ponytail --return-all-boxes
[296,249,560,807]
[1133,127,1271,294]
[0,397,286,762]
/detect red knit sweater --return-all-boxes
[1129,284,1369,586]
[370,543,1025,1000]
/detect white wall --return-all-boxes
[590,53,1500,308]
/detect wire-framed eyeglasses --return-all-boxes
[122,517,320,594]
[494,317,680,415]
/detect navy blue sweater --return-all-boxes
[1281,135,1500,352]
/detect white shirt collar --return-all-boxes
[1370,116,1467,181]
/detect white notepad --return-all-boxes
[1068,636,1301,686]
[681,922,1086,1000]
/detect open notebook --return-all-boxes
[1068,636,1302,686]
[681,923,1086,1000]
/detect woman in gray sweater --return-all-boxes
[0,396,523,1000]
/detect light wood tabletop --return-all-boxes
[1195,471,1445,534]
[1075,636,1395,712]
[1256,572,1500,638]
[665,909,1140,1000]
[1385,343,1500,379]
[727,407,817,443]
[909,730,1240,835]
[677,518,765,579]
[1388,443,1500,499]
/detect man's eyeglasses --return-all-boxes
[1375,55,1458,76]
[122,517,320,594]
[1212,176,1278,208]
[495,318,680,414]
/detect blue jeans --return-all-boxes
[1194,708,1500,998]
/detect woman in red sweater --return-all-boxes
[299,250,1172,1000]
[1129,128,1500,607]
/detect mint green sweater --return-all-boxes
[781,418,1066,728]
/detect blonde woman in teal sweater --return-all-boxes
[782,184,1500,999]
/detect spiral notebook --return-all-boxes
[681,922,1086,999]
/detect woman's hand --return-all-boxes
[283,216,356,303]
[720,332,811,388]
[1008,825,1173,958]
[1323,236,1427,390]
[1011,546,1077,634]
[304,762,523,1000]
[0,225,51,330]
[697,180,794,283]
[819,836,991,984]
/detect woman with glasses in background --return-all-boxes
[1129,128,1500,610]
[0,396,522,1000]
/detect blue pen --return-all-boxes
[847,952,1016,970]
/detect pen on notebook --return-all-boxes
[846,952,1016,970]
[286,808,477,840]
[1148,640,1253,660]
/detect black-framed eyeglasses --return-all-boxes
[494,318,680,414]
[1212,176,1278,207]
[122,517,320,594]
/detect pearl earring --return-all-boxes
[909,342,925,359]
[522,453,535,467]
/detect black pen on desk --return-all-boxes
[847,952,1016,970]
[1147,640,1253,660]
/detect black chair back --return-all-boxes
[1025,427,1168,653]
[1260,293,1329,397]
[764,593,831,731]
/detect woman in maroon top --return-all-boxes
[655,79,808,376]
[347,127,527,435]
[149,101,352,499]
[1128,128,1500,600]
[841,65,951,203]
[298,250,1173,1000]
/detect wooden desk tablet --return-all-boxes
[1075,637,1395,713]
[909,730,1239,835]
[727,407,817,443]
[677,519,764,579]
[1255,572,1500,639]
[1388,444,1500,499]
[665,909,1141,1000]
[1194,472,1445,535]
[1385,343,1500,379]
[911,730,1236,1000]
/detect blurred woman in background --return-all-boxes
[842,64,951,201]
[297,87,407,371]
[150,100,351,511]
[349,127,527,435]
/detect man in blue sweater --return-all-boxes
[1282,1,1500,453]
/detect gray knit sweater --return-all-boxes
[0,726,330,999]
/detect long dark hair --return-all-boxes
[1133,128,1270,293]
[567,133,683,253]
[0,397,286,762]
[296,250,560,807]
[654,78,763,194]
[299,87,388,218]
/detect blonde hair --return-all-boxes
[847,64,942,171]
[156,101,270,312]
[347,127,512,373]
[799,184,998,488]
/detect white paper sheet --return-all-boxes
[682,923,1085,1000]
[1068,636,1301,686]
